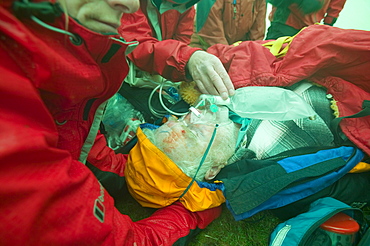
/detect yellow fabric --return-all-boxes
[349,162,370,173]
[262,36,294,58]
[232,41,242,46]
[262,27,307,58]
[125,127,225,212]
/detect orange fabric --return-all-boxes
[190,0,266,49]
[349,162,370,173]
[125,128,225,212]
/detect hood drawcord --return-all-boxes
[12,0,82,45]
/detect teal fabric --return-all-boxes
[229,111,251,150]
[216,146,364,220]
[269,197,368,246]
[195,0,217,33]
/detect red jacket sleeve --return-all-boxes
[162,7,195,44]
[0,49,221,246]
[324,0,347,25]
[119,10,201,82]
[87,132,128,176]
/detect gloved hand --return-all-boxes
[186,51,235,100]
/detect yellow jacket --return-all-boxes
[125,127,225,212]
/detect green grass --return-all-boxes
[115,185,282,245]
[188,207,281,246]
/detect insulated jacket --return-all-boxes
[268,0,347,30]
[207,24,370,156]
[190,0,266,50]
[0,1,220,245]
[118,0,201,82]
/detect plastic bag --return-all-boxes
[230,86,317,120]
[102,93,144,150]
[196,86,317,121]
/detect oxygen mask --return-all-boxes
[189,94,231,126]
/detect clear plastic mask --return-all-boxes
[146,105,238,180]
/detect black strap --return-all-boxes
[331,100,370,144]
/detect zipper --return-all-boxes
[79,101,108,164]
[83,98,97,121]
[270,224,291,246]
[300,208,350,245]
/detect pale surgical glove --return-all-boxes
[187,51,235,100]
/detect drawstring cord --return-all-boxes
[13,0,82,44]
[30,15,82,45]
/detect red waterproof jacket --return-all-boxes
[269,0,347,30]
[118,0,201,82]
[0,1,220,245]
[207,25,370,156]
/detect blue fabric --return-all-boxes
[197,181,224,192]
[140,123,160,130]
[225,147,364,220]
[278,146,355,173]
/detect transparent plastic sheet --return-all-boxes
[102,93,144,150]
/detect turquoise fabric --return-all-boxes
[195,0,217,33]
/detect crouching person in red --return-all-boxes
[0,0,222,245]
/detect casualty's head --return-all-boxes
[57,0,139,33]
[145,106,239,181]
